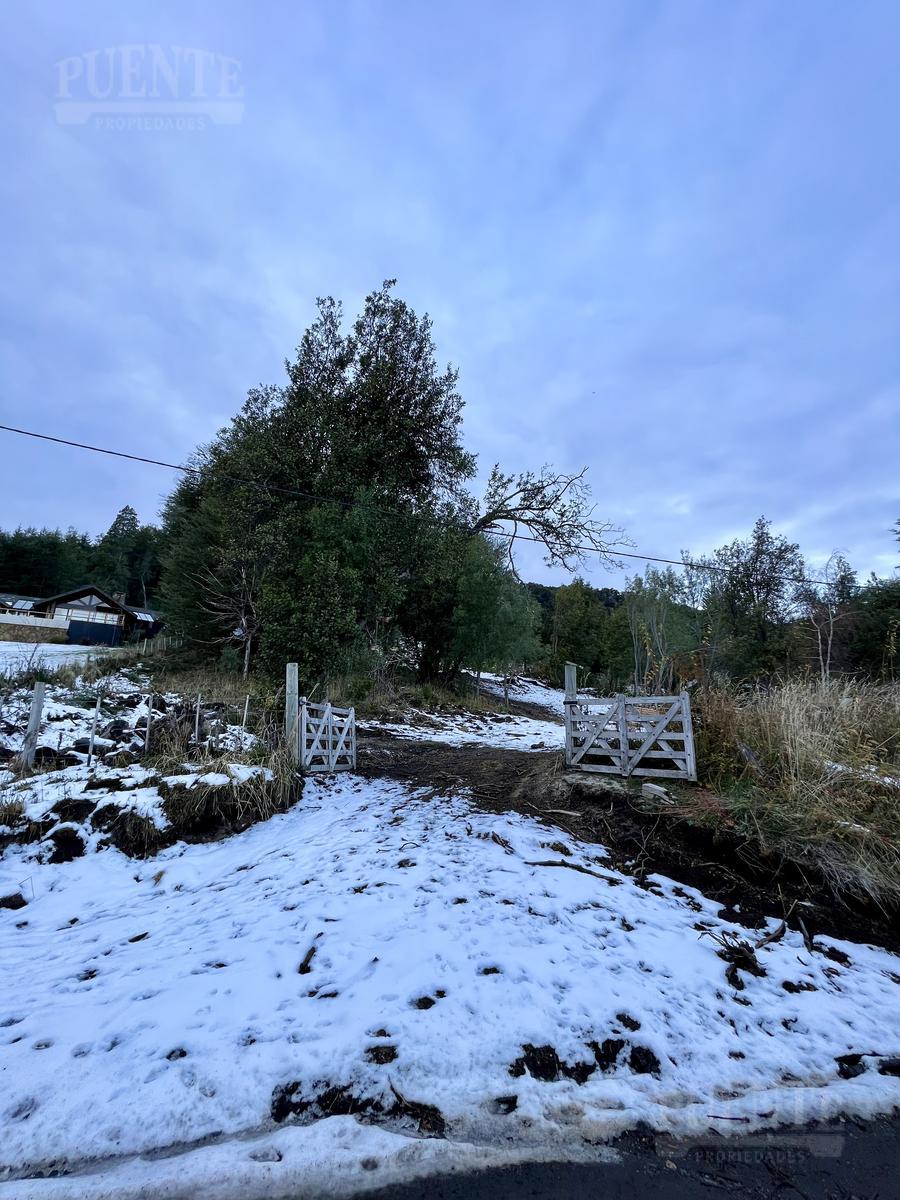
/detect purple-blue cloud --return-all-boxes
[0,0,898,584]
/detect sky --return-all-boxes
[0,0,898,587]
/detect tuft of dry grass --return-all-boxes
[0,797,25,828]
[92,805,164,857]
[152,736,300,837]
[688,680,900,907]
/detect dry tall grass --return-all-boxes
[691,679,900,906]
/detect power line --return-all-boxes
[0,422,832,587]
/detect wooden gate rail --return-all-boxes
[563,664,696,781]
[285,663,357,772]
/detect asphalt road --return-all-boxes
[362,1116,900,1199]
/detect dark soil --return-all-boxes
[358,734,900,954]
[271,1079,445,1136]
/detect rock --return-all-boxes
[628,1046,661,1076]
[101,751,138,769]
[0,893,27,910]
[33,747,63,767]
[591,1037,625,1071]
[100,719,128,741]
[509,1044,561,1081]
[47,827,85,863]
[84,776,126,792]
[836,1053,866,1079]
[641,782,673,805]
[51,798,97,824]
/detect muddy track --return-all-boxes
[358,733,900,954]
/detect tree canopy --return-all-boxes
[160,282,616,682]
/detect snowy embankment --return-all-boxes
[357,672,569,750]
[359,708,563,750]
[3,775,900,1197]
[1,670,265,860]
[0,642,105,678]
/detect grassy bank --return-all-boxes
[685,680,900,907]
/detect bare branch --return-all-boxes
[472,464,627,575]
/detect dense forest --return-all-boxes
[529,517,900,689]
[0,506,162,607]
[1,283,898,690]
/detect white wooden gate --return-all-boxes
[563,665,696,781]
[285,664,356,772]
[298,699,356,771]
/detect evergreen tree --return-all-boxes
[93,506,140,597]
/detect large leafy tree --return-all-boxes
[449,537,541,682]
[160,282,620,683]
[160,282,478,680]
[699,517,805,678]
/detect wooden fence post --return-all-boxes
[194,693,202,743]
[241,695,250,731]
[86,695,101,769]
[144,695,153,753]
[564,662,577,704]
[19,681,46,770]
[286,663,299,761]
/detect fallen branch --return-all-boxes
[297,932,322,975]
[755,921,787,950]
[524,858,616,882]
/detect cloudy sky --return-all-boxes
[1,1,898,586]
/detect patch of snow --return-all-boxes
[4,1116,576,1200]
[1,774,899,1185]
[360,709,563,750]
[825,761,900,790]
[478,672,569,713]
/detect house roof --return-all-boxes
[123,605,161,623]
[35,585,126,611]
[0,593,39,610]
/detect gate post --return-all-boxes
[681,690,697,781]
[564,662,577,704]
[298,697,308,768]
[563,663,577,767]
[285,663,299,761]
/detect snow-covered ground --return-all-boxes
[3,774,900,1197]
[0,642,106,678]
[359,708,563,750]
[477,672,570,712]
[357,672,573,752]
